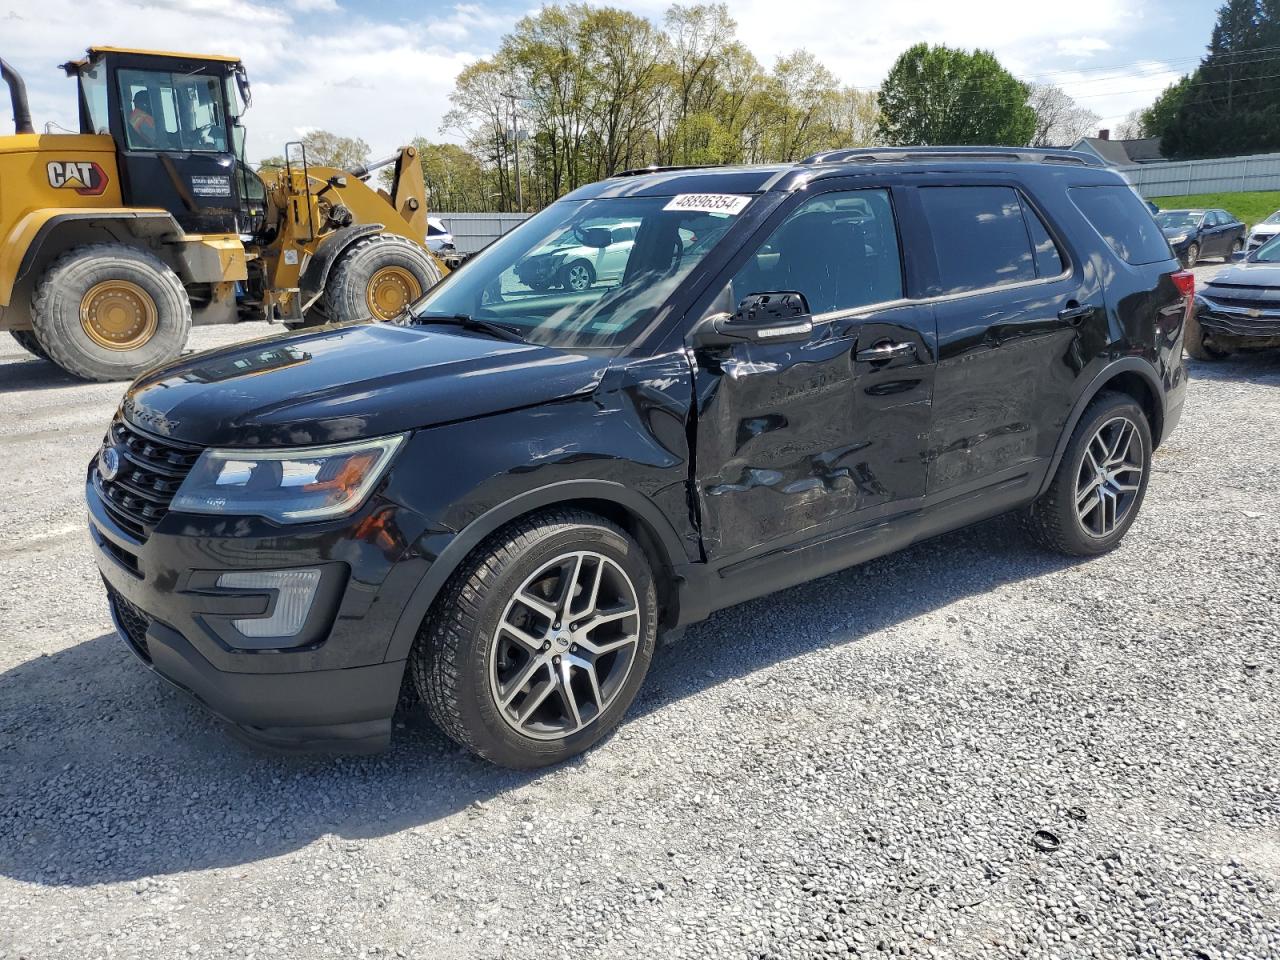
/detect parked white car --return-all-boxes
[512,221,640,291]
[1247,210,1280,251]
[426,216,456,254]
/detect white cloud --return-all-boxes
[1,0,473,162]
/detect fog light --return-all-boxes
[216,568,322,639]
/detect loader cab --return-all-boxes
[63,47,254,234]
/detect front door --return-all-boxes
[108,56,242,234]
[690,185,937,565]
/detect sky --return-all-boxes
[1,0,1221,163]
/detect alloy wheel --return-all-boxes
[566,264,592,291]
[489,550,641,740]
[1075,415,1145,538]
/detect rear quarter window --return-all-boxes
[1070,185,1173,265]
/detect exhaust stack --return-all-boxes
[0,58,34,134]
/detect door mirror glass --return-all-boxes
[575,226,612,248]
[693,292,813,347]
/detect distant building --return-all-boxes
[1071,129,1166,167]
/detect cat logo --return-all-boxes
[46,160,109,197]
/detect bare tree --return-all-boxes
[1114,108,1145,141]
[1028,83,1100,147]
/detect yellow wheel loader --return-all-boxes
[0,47,445,382]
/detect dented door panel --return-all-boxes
[692,303,936,564]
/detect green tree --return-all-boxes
[1163,0,1280,157]
[1139,75,1194,139]
[876,43,1036,147]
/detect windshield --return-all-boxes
[1155,211,1200,232]
[1255,234,1280,262]
[118,67,229,152]
[410,196,747,350]
[1264,211,1280,225]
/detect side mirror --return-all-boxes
[692,292,813,348]
[576,226,612,248]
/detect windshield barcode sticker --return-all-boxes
[664,194,752,216]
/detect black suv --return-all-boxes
[88,148,1189,767]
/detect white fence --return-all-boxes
[434,212,533,255]
[1120,152,1280,198]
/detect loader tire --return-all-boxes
[10,330,51,362]
[321,234,441,323]
[31,244,190,382]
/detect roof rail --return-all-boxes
[799,146,1102,167]
[612,163,718,178]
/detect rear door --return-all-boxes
[915,182,1101,501]
[689,181,937,564]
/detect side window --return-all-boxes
[919,186,1040,294]
[1070,185,1174,265]
[728,188,903,315]
[1023,200,1065,278]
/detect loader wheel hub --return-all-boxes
[80,280,158,351]
[366,266,421,321]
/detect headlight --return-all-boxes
[1169,235,1188,244]
[171,433,406,523]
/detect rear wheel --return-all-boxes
[30,244,190,382]
[321,234,441,323]
[413,509,658,769]
[1022,391,1153,557]
[9,330,50,362]
[1230,238,1244,258]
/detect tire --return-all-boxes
[9,330,51,362]
[30,244,190,382]
[320,234,442,323]
[1183,309,1230,361]
[1230,238,1244,258]
[560,260,595,292]
[412,508,658,769]
[1181,242,1200,268]
[1022,391,1153,557]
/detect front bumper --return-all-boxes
[1196,297,1280,342]
[87,470,430,753]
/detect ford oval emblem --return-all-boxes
[99,445,121,482]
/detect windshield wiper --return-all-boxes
[414,313,527,343]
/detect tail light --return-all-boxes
[1172,269,1195,323]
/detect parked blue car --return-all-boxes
[1155,208,1246,267]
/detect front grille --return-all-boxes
[1202,292,1280,313]
[95,418,202,541]
[107,584,153,663]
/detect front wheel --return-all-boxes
[560,260,595,292]
[321,234,442,323]
[1022,391,1153,556]
[413,509,658,768]
[1181,242,1200,268]
[30,243,190,382]
[1183,310,1230,361]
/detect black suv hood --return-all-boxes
[122,323,610,447]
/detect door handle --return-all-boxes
[856,341,915,363]
[1058,303,1097,326]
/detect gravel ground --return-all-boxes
[1,266,1278,960]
